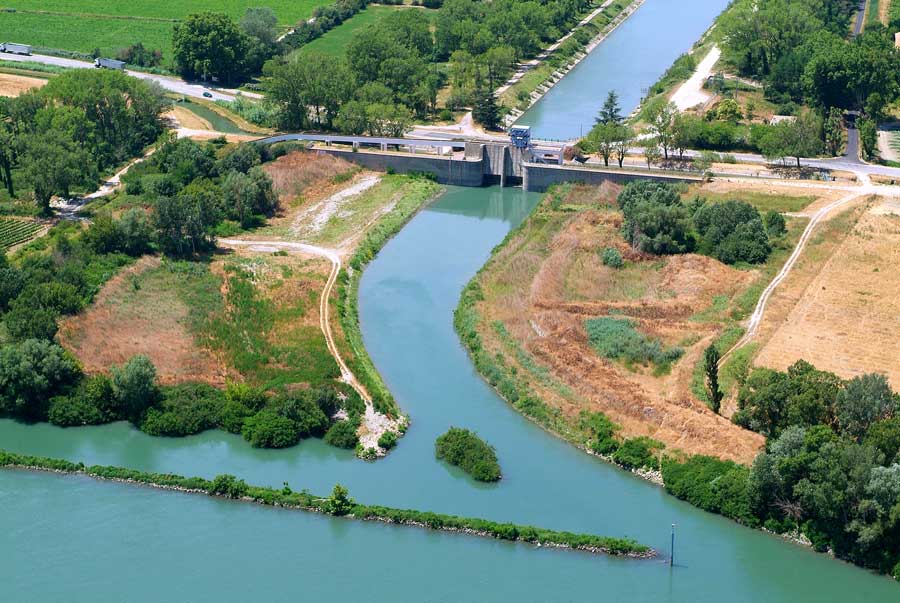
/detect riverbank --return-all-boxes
[0,449,653,558]
[336,176,444,447]
[503,0,645,128]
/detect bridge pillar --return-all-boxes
[380,143,388,151]
[352,142,359,151]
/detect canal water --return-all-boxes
[2,187,897,601]
[514,0,731,140]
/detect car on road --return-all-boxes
[202,91,213,98]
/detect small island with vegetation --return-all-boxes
[435,427,502,482]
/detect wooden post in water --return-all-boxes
[670,523,676,567]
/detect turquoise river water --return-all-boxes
[515,0,731,140]
[2,188,897,601]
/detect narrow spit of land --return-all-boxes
[0,449,654,559]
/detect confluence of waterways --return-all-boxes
[2,2,898,599]
[515,0,731,140]
[2,188,897,601]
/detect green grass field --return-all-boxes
[4,0,324,23]
[0,0,333,64]
[0,11,176,59]
[296,6,419,57]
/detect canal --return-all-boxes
[514,0,731,140]
[2,187,896,601]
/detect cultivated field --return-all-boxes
[755,199,900,388]
[0,217,43,249]
[1,0,331,63]
[0,72,47,97]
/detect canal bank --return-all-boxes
[3,186,898,601]
[514,0,731,140]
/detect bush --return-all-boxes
[209,474,249,498]
[275,392,329,437]
[242,410,300,448]
[765,210,787,238]
[601,247,623,269]
[612,437,663,470]
[325,483,355,516]
[140,383,225,437]
[435,427,501,482]
[585,317,683,367]
[616,181,693,255]
[580,411,620,454]
[0,339,81,419]
[693,200,771,264]
[324,419,360,449]
[47,394,105,426]
[378,430,399,450]
[217,400,253,434]
[662,455,756,526]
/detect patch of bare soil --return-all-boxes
[755,199,900,388]
[58,257,228,385]
[0,72,46,97]
[479,185,765,463]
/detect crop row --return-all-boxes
[0,218,41,249]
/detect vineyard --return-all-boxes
[0,218,42,249]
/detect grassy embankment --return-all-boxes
[455,184,813,465]
[0,448,653,557]
[499,0,634,112]
[336,175,443,416]
[0,0,329,62]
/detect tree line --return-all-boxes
[0,70,166,213]
[665,360,900,578]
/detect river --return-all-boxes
[1,187,896,601]
[514,0,731,140]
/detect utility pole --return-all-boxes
[670,523,676,567]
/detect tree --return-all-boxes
[111,355,160,422]
[858,117,877,161]
[642,139,661,168]
[154,180,221,256]
[824,107,844,156]
[617,181,693,255]
[704,344,723,413]
[240,7,278,45]
[614,125,635,168]
[647,100,677,159]
[836,373,896,440]
[20,131,96,214]
[693,200,771,264]
[589,123,617,166]
[597,90,622,125]
[325,483,355,515]
[472,84,501,130]
[268,54,353,130]
[764,210,787,237]
[0,339,81,419]
[173,12,249,84]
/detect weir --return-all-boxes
[255,133,701,192]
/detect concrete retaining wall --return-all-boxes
[316,148,485,187]
[522,163,702,192]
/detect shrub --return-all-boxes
[242,410,300,448]
[601,247,623,269]
[47,395,105,426]
[585,317,683,367]
[764,210,787,237]
[616,181,693,255]
[0,339,81,419]
[325,483,355,516]
[140,382,224,437]
[275,392,329,437]
[217,400,253,434]
[612,437,664,470]
[378,430,399,450]
[694,199,771,264]
[662,455,756,526]
[209,474,249,498]
[435,427,501,482]
[580,411,620,454]
[324,419,360,449]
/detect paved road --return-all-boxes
[853,0,866,36]
[1,52,243,101]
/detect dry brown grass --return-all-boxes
[164,106,211,131]
[0,72,46,97]
[755,199,900,388]
[263,150,358,206]
[477,184,765,463]
[58,257,228,386]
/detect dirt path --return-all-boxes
[218,238,398,451]
[671,46,720,111]
[721,181,879,362]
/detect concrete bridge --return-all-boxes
[254,133,701,192]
